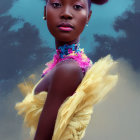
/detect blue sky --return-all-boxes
[6,0,134,52]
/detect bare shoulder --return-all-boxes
[55,59,84,77]
[52,59,84,85]
[48,59,84,101]
[34,59,84,95]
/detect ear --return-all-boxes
[87,10,92,23]
[44,5,47,20]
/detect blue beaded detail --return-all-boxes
[57,43,81,59]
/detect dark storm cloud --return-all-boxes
[0,2,54,136]
[89,11,140,71]
[0,0,17,14]
[0,15,54,94]
[134,0,140,11]
[0,15,54,79]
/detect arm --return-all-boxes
[34,62,84,140]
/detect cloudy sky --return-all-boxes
[0,0,140,140]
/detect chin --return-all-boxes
[50,28,82,43]
[54,34,77,43]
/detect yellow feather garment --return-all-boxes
[15,55,118,140]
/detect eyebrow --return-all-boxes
[58,0,86,2]
[49,0,86,5]
[73,0,86,2]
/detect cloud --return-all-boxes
[0,58,140,140]
[83,58,140,140]
[134,0,140,12]
[0,15,54,94]
[0,0,16,14]
[0,0,53,85]
[84,7,140,138]
[0,12,55,139]
[88,11,140,71]
[0,2,51,138]
[0,87,31,140]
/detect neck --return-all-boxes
[41,37,92,78]
[55,37,80,50]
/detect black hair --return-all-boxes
[88,0,108,9]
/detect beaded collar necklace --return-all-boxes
[41,43,92,78]
[56,43,81,59]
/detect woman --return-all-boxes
[15,0,118,140]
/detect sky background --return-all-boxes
[0,0,140,139]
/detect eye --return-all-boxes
[73,5,83,10]
[51,2,61,8]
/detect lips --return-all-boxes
[57,23,74,32]
[58,22,74,28]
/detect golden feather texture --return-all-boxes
[15,55,118,139]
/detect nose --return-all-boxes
[60,6,73,20]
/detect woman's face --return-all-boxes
[45,0,92,42]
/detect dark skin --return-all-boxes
[34,0,92,139]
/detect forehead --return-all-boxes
[48,0,88,3]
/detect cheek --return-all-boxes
[46,13,57,36]
[76,12,88,32]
